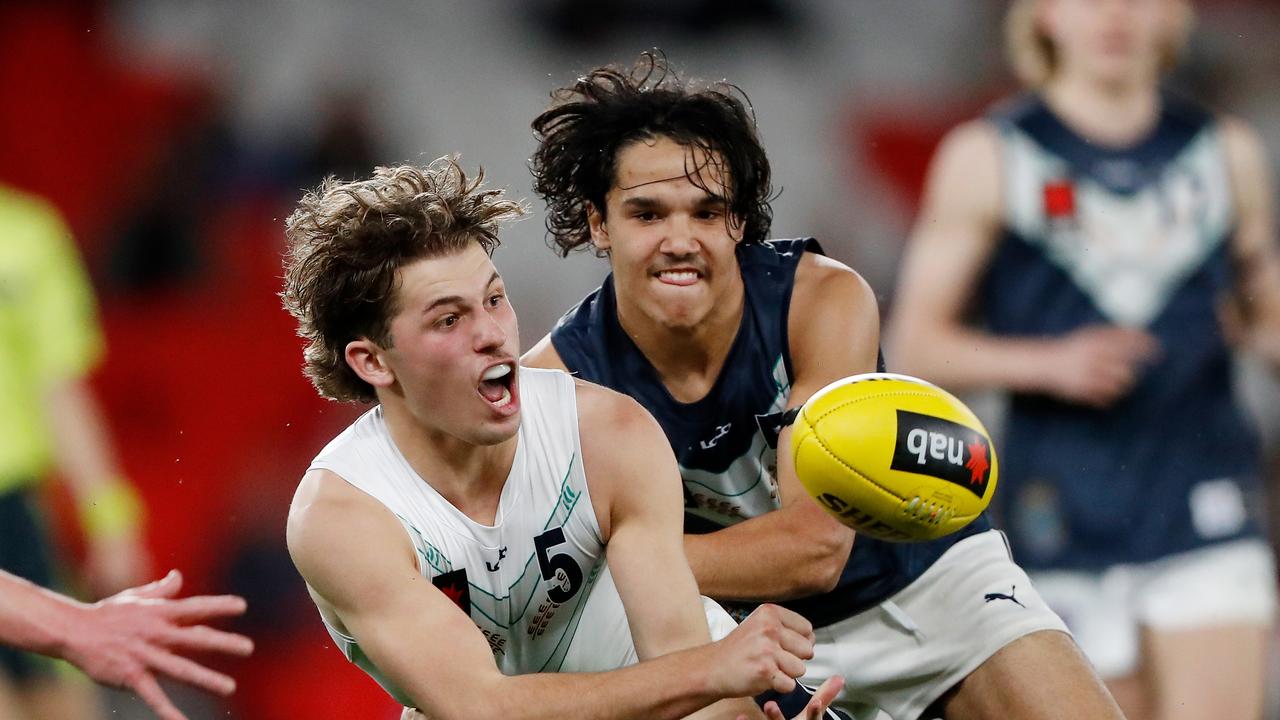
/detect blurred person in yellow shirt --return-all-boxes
[0,183,150,718]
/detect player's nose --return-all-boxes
[659,215,699,256]
[473,309,508,351]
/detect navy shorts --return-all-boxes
[758,682,852,720]
[0,487,60,681]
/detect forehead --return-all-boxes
[611,136,729,201]
[395,241,498,306]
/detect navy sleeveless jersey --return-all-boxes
[984,94,1264,572]
[552,238,990,626]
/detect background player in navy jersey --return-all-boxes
[890,1,1280,719]
[283,158,838,720]
[522,53,1122,720]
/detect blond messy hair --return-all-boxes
[1005,0,1194,88]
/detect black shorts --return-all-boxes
[0,487,60,681]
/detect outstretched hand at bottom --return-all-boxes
[60,569,254,720]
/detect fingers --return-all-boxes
[763,605,814,639]
[161,594,249,624]
[129,671,188,720]
[801,676,844,720]
[127,570,183,600]
[762,701,786,720]
[775,624,815,662]
[144,646,238,696]
[162,624,255,657]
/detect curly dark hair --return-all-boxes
[281,157,526,402]
[530,51,774,257]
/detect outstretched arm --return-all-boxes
[0,568,252,720]
[289,467,810,720]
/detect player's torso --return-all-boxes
[985,93,1262,569]
[554,239,814,530]
[552,239,990,625]
[309,368,606,703]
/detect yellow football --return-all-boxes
[790,373,997,542]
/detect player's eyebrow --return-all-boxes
[422,271,501,313]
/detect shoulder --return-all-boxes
[1219,115,1271,190]
[286,468,416,602]
[933,119,1004,177]
[791,253,878,328]
[573,378,662,446]
[522,334,568,371]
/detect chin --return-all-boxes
[470,416,522,446]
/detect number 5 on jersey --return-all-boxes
[534,527,583,603]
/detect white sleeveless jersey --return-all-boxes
[309,368,609,705]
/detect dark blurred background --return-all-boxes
[1,1,1276,717]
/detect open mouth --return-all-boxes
[478,362,516,409]
[655,269,701,286]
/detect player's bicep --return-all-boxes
[1223,118,1280,332]
[287,472,502,713]
[578,385,711,660]
[890,121,1004,350]
[777,256,879,509]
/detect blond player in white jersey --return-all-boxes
[281,158,840,720]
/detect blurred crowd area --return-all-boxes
[2,0,1278,717]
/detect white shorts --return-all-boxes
[564,563,738,672]
[802,529,1069,720]
[1030,538,1278,679]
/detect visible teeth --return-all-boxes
[492,386,512,408]
[659,271,697,282]
[482,364,512,381]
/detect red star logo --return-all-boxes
[439,582,465,608]
[965,441,989,485]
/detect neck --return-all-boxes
[614,282,744,403]
[379,398,517,524]
[1042,71,1161,146]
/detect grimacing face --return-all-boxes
[368,241,522,446]
[1041,0,1184,87]
[590,136,745,333]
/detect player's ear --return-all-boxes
[587,201,611,252]
[346,338,396,390]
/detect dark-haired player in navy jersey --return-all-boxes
[890,1,1280,719]
[523,52,1123,720]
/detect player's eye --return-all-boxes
[634,211,658,222]
[436,314,459,329]
[487,293,504,308]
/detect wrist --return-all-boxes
[78,480,144,540]
[32,588,88,660]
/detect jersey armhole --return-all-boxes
[779,237,826,384]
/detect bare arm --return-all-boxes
[1222,117,1280,371]
[524,263,872,601]
[887,120,1156,406]
[579,383,813,720]
[681,255,874,601]
[44,377,150,595]
[0,568,252,720]
[288,468,795,720]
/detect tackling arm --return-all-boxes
[680,254,876,601]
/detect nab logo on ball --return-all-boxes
[890,411,992,497]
